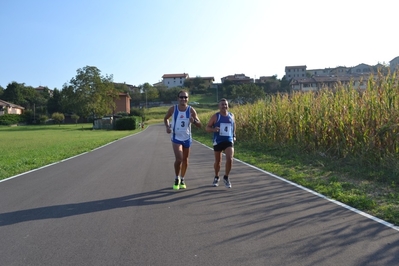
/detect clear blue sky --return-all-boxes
[1,0,397,90]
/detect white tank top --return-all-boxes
[171,105,191,141]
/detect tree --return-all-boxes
[59,84,76,114]
[128,86,142,106]
[71,114,80,125]
[280,76,291,92]
[66,66,118,119]
[184,77,206,94]
[2,82,26,106]
[37,86,51,100]
[114,83,129,93]
[156,86,181,103]
[47,88,62,114]
[141,83,159,103]
[230,83,266,104]
[26,87,48,120]
[2,82,48,122]
[39,115,48,124]
[51,112,65,126]
[0,85,4,97]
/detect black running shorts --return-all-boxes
[213,141,233,152]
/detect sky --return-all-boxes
[1,0,398,90]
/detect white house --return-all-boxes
[162,73,189,88]
[285,65,307,79]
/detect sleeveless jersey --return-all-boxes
[213,112,234,146]
[171,105,192,142]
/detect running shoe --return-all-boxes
[179,179,186,189]
[212,177,220,187]
[224,178,232,188]
[173,178,180,190]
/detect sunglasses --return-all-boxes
[179,96,188,99]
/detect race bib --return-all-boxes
[219,122,232,136]
[175,118,189,132]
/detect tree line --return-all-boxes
[1,66,129,123]
[0,65,291,124]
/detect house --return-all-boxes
[221,74,253,84]
[162,73,189,88]
[350,63,374,74]
[35,86,53,97]
[307,68,330,76]
[114,92,131,114]
[255,76,276,83]
[329,66,350,76]
[389,56,399,72]
[290,74,369,91]
[285,65,307,80]
[0,99,25,115]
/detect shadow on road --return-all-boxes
[0,187,217,226]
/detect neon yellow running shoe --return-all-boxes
[173,178,180,190]
[179,180,186,189]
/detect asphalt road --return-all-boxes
[1,124,399,266]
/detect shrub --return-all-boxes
[51,112,65,126]
[39,115,48,124]
[21,110,34,124]
[117,112,129,117]
[115,117,136,130]
[0,114,22,125]
[71,114,80,124]
[130,108,144,117]
[130,108,145,121]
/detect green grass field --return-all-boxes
[0,124,138,179]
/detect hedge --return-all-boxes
[0,114,23,125]
[115,117,137,130]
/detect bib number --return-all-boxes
[219,122,232,136]
[175,118,189,132]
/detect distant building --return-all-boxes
[114,92,131,114]
[307,68,330,76]
[35,86,53,97]
[162,73,189,88]
[389,56,399,72]
[221,74,253,84]
[285,65,307,79]
[255,76,276,83]
[290,74,369,92]
[350,63,374,74]
[0,99,25,115]
[330,66,350,76]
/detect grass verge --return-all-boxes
[0,124,138,180]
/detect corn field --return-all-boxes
[233,71,399,169]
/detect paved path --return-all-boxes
[1,124,399,266]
